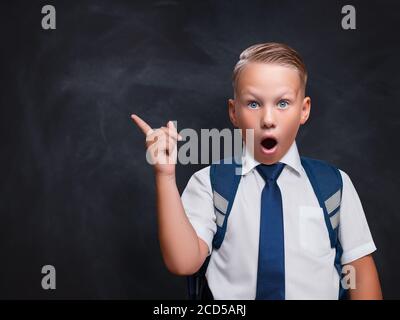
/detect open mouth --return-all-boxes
[261,137,278,150]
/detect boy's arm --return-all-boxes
[156,173,209,275]
[131,114,208,276]
[338,170,382,299]
[346,254,383,300]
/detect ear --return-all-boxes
[228,98,239,127]
[300,96,311,125]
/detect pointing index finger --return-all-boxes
[131,114,154,136]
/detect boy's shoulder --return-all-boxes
[191,165,211,178]
[185,165,212,189]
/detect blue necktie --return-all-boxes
[255,162,286,300]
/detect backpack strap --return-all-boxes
[300,156,346,299]
[210,157,242,249]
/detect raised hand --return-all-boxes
[131,114,182,176]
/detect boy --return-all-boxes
[131,42,382,299]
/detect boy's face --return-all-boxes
[228,62,311,165]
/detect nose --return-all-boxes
[261,105,276,129]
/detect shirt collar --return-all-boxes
[240,139,303,177]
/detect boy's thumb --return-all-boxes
[167,121,182,140]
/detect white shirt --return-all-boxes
[181,140,376,300]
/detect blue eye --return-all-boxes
[247,101,260,109]
[277,100,289,109]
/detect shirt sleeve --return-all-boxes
[181,166,217,256]
[338,169,377,264]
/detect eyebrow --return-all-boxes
[240,91,264,101]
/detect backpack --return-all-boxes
[187,156,347,300]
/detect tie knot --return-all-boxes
[256,162,285,183]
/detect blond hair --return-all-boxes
[232,42,308,95]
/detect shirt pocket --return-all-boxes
[299,205,332,257]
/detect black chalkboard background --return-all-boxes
[0,0,399,299]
